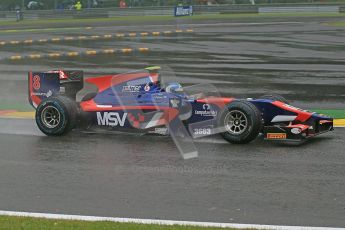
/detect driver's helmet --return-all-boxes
[165,82,183,94]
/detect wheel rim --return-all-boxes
[41,106,61,129]
[224,110,248,135]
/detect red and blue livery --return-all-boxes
[28,66,333,144]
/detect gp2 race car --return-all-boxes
[28,66,334,144]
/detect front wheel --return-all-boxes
[219,101,262,144]
[35,96,77,136]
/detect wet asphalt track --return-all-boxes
[0,118,344,227]
[1,17,345,109]
[1,16,345,227]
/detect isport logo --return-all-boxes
[97,112,127,127]
[195,104,218,117]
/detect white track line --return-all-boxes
[0,210,344,230]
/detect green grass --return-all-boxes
[326,21,345,26]
[0,103,33,112]
[0,216,246,230]
[0,12,344,28]
[0,26,91,33]
[313,109,345,118]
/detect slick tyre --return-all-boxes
[219,101,262,144]
[259,94,289,104]
[35,96,77,136]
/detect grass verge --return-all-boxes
[0,216,247,230]
[0,12,344,28]
[0,103,33,112]
[326,21,345,26]
[312,109,345,118]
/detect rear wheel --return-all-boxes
[35,96,77,136]
[259,94,289,104]
[219,101,262,144]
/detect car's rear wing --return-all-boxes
[28,70,83,108]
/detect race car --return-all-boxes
[28,66,334,144]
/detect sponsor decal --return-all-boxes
[266,133,287,139]
[59,70,67,80]
[46,90,53,97]
[31,92,46,96]
[122,85,141,93]
[127,77,151,86]
[193,128,211,135]
[203,104,210,110]
[170,98,180,108]
[195,104,217,117]
[174,6,193,16]
[153,94,167,99]
[96,112,127,127]
[282,104,311,113]
[30,90,53,97]
[47,70,68,79]
[319,120,332,124]
[33,75,41,90]
[291,128,301,134]
[152,94,168,104]
[144,84,150,92]
[154,127,168,135]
